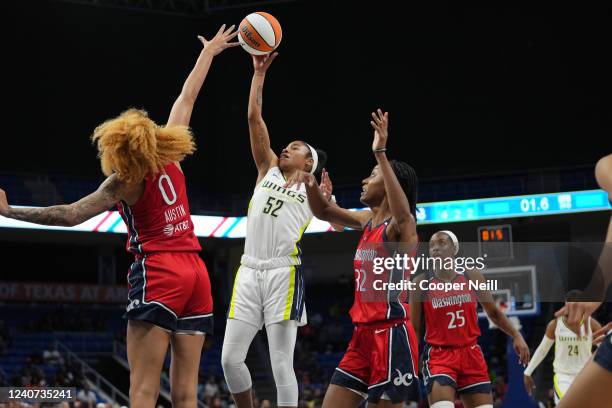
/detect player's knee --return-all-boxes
[430,402,455,408]
[269,349,296,385]
[221,346,246,370]
[170,387,197,408]
[129,379,160,404]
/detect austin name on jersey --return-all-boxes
[165,204,187,223]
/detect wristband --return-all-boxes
[373,147,387,153]
[329,195,336,204]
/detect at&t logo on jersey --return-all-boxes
[393,370,414,386]
[164,220,190,236]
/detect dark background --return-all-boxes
[2,0,611,195]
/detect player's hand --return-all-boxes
[513,335,530,366]
[319,169,333,200]
[371,109,389,152]
[523,374,535,396]
[253,52,278,75]
[284,170,316,191]
[594,321,612,346]
[555,301,602,336]
[199,24,240,57]
[0,188,10,217]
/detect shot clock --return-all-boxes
[478,224,513,259]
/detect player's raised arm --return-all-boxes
[167,24,239,127]
[285,171,371,230]
[467,268,531,365]
[370,109,417,243]
[248,53,279,183]
[0,174,133,227]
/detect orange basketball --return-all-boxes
[238,12,282,55]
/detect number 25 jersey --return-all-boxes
[423,272,481,347]
[242,166,313,269]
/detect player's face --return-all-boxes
[429,232,455,259]
[360,165,385,206]
[279,141,312,173]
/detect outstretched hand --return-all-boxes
[523,374,535,396]
[199,24,240,57]
[253,52,279,75]
[319,169,333,200]
[594,322,612,346]
[284,170,316,191]
[513,335,531,366]
[371,109,389,152]
[555,301,602,336]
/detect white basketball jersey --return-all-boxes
[553,317,593,375]
[241,167,313,269]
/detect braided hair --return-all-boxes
[389,159,418,218]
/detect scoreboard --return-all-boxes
[415,189,610,224]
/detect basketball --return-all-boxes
[238,12,282,55]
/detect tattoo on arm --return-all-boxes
[8,205,75,226]
[7,175,124,227]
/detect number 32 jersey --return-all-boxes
[242,166,313,269]
[423,272,481,347]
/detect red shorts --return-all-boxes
[331,321,419,404]
[124,252,213,333]
[422,342,491,395]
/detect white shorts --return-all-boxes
[553,373,575,403]
[227,264,307,329]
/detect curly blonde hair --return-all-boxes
[91,109,196,184]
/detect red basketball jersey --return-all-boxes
[117,162,201,255]
[423,272,480,346]
[350,218,413,324]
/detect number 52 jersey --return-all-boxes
[241,166,313,269]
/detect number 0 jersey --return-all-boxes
[241,166,313,269]
[422,272,481,347]
[117,162,201,255]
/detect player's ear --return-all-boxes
[305,157,314,172]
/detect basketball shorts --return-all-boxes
[553,373,575,403]
[330,321,420,404]
[422,342,491,395]
[227,264,306,329]
[124,252,213,334]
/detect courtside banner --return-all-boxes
[0,281,127,303]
